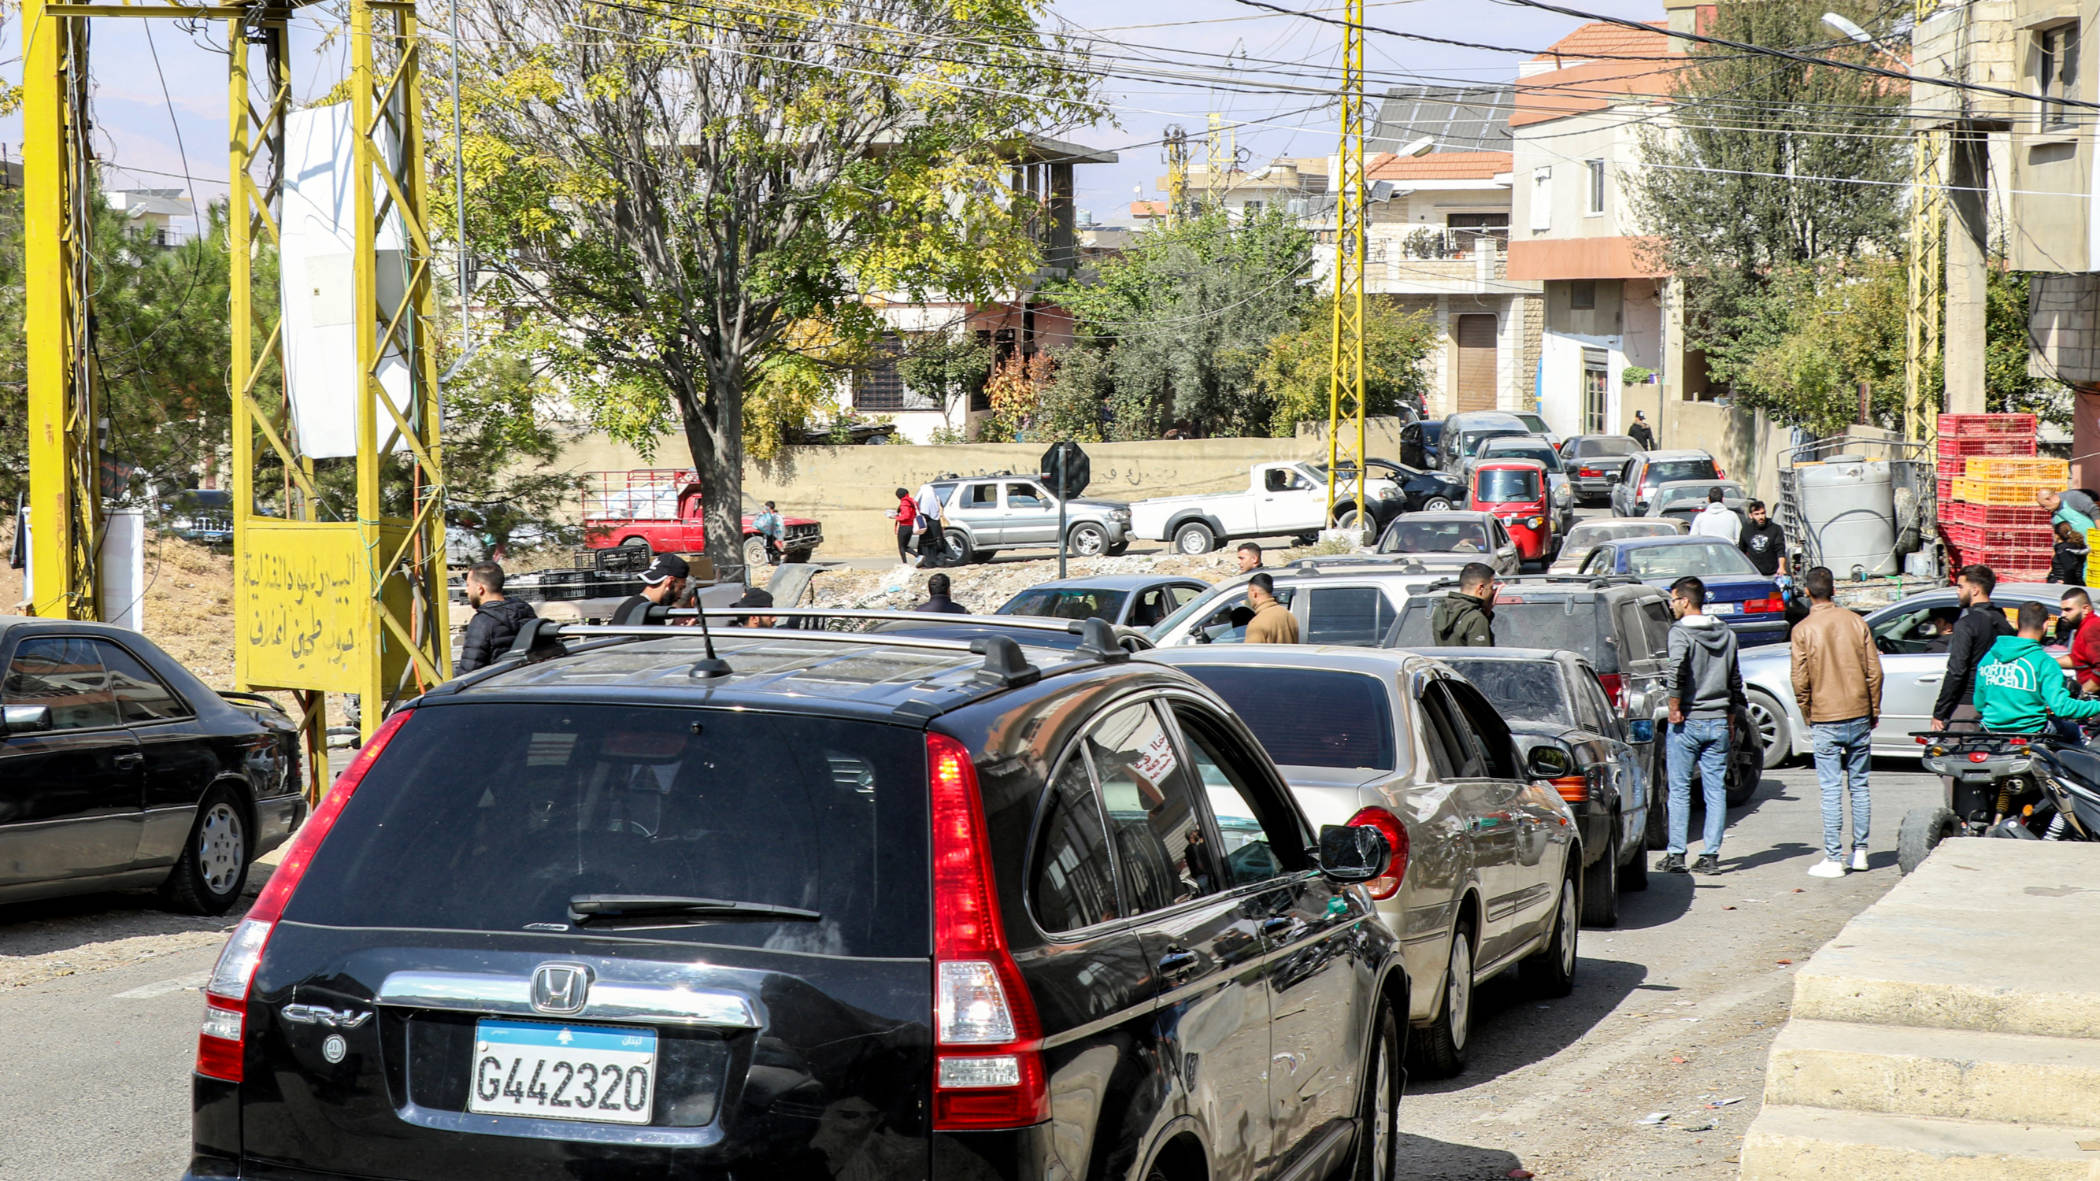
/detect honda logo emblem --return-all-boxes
[530,963,593,1015]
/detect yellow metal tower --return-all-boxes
[1206,112,1226,207]
[1906,11,1946,448]
[22,0,449,789]
[1163,125,1191,224]
[1324,0,1368,532]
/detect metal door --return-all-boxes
[1455,315,1498,413]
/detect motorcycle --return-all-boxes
[1907,730,2100,872]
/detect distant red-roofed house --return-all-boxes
[1509,2,1715,440]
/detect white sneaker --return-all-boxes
[1807,859,1847,879]
[1850,847,1869,872]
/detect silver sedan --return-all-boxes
[1152,645,1582,1079]
[1741,583,2078,768]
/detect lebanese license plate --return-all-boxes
[468,1019,657,1125]
[1706,602,1737,615]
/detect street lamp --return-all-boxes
[1397,136,1436,158]
[1821,12,1872,43]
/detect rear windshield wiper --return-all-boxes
[567,894,822,926]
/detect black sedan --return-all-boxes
[1420,647,1652,928]
[1326,457,1469,526]
[0,618,305,913]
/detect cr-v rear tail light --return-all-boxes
[927,732,1046,1130]
[196,710,415,1082]
[1345,806,1411,900]
[1596,672,1626,713]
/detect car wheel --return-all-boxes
[1898,806,1960,875]
[1618,827,1650,892]
[1523,872,1579,998]
[1582,829,1620,928]
[1746,690,1791,770]
[1174,522,1216,555]
[1106,541,1130,557]
[162,786,251,916]
[1410,922,1473,1079]
[741,536,769,573]
[1066,522,1109,557]
[1726,727,1762,807]
[1423,497,1454,512]
[943,529,975,565]
[1644,746,1669,850]
[1351,1001,1401,1181]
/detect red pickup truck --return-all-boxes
[581,468,824,570]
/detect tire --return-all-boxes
[1644,746,1669,850]
[1174,522,1216,555]
[1066,522,1109,557]
[1726,723,1762,807]
[1523,872,1580,998]
[1423,497,1454,512]
[1747,690,1791,770]
[1898,806,1959,875]
[1351,1001,1401,1181]
[1582,829,1621,928]
[1106,541,1130,557]
[741,536,769,573]
[943,529,975,565]
[162,786,251,916]
[1410,922,1474,1079]
[1618,826,1650,892]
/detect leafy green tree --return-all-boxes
[1254,300,1435,437]
[1052,208,1315,437]
[896,332,993,437]
[444,0,1099,567]
[1631,0,1907,404]
[441,344,582,560]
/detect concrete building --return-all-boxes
[838,137,1119,443]
[1507,17,1694,440]
[103,187,198,247]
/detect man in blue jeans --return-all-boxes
[1659,575,1746,875]
[1789,566,1883,878]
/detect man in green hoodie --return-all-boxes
[1431,563,1498,647]
[1973,602,2100,734]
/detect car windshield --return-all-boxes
[999,587,1129,622]
[1440,659,1574,727]
[1653,483,1743,510]
[1562,521,1678,550]
[1646,458,1719,485]
[1625,542,1760,578]
[1462,428,1525,456]
[1515,415,1552,435]
[1178,666,1397,770]
[1483,443,1562,471]
[1378,519,1492,554]
[1476,469,1542,502]
[1396,597,1613,671]
[282,704,930,956]
[1574,436,1640,458]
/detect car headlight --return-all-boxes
[1112,509,1131,521]
[1526,516,1544,529]
[1376,487,1397,499]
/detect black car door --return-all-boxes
[1086,698,1275,1181]
[0,635,144,887]
[92,638,220,868]
[1168,699,1374,1176]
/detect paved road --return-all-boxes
[0,758,1938,1179]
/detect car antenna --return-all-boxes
[688,586,731,679]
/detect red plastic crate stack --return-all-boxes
[1938,414,2047,580]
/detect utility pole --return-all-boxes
[1904,0,1947,447]
[1162,125,1190,224]
[1324,0,1367,534]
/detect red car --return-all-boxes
[1470,460,1554,566]
[581,468,824,569]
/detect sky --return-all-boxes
[0,0,1663,228]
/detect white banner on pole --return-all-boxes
[280,104,414,460]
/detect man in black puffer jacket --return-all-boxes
[1429,563,1497,647]
[457,562,539,674]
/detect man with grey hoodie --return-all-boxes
[1660,575,1747,875]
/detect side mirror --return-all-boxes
[1,704,53,736]
[1316,823,1390,884]
[1627,718,1656,744]
[1525,743,1576,780]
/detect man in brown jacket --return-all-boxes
[1244,573,1300,644]
[1790,566,1884,877]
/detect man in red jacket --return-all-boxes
[2060,587,2100,697]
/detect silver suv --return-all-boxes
[930,474,1133,564]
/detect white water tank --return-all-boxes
[1796,457,1898,577]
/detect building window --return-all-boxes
[1530,167,1552,232]
[2039,24,2080,130]
[852,334,906,411]
[1447,212,1509,255]
[1570,280,1597,311]
[1585,159,1606,215]
[1582,349,1609,435]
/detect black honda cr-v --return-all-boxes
[185,619,1410,1181]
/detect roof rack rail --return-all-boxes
[673,606,1148,641]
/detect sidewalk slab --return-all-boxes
[1766,1018,2100,1126]
[1740,1105,2100,1181]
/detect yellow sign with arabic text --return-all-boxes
[236,522,369,692]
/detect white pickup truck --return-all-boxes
[1129,460,1400,554]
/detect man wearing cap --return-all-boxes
[616,553,690,623]
[731,587,778,628]
[1628,410,1656,451]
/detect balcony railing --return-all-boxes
[1395,226,1508,260]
